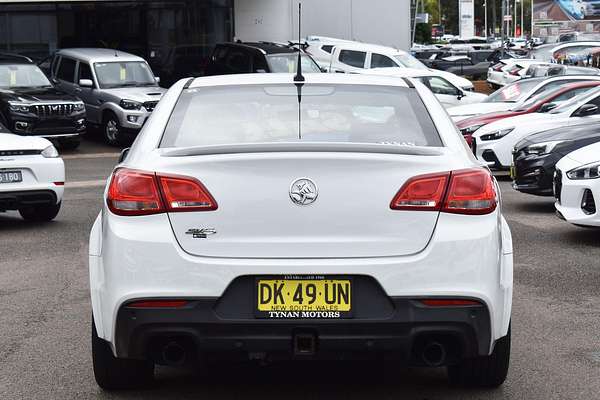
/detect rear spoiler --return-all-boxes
[159,142,445,157]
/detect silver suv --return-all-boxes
[48,48,166,145]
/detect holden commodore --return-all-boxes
[88,73,513,390]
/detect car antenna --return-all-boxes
[294,2,305,83]
[294,2,304,140]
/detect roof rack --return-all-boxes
[0,53,33,63]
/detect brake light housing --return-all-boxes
[107,168,217,216]
[391,168,497,215]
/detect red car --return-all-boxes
[457,81,600,146]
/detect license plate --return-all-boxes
[255,276,352,319]
[0,171,22,184]
[510,165,516,180]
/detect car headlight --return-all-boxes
[8,101,30,113]
[41,145,59,158]
[460,124,485,135]
[567,161,600,180]
[479,128,514,141]
[523,140,565,156]
[73,101,85,112]
[119,99,142,110]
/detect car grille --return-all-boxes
[143,101,158,112]
[0,150,41,156]
[553,168,562,203]
[31,104,75,117]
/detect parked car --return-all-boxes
[448,75,600,121]
[0,53,86,149]
[445,57,493,80]
[89,73,513,390]
[472,86,600,169]
[457,81,600,143]
[328,42,475,91]
[512,122,600,196]
[365,67,487,107]
[205,42,322,76]
[555,140,600,226]
[46,48,166,146]
[0,121,64,221]
[302,35,354,70]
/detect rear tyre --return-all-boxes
[447,325,511,388]
[92,318,154,390]
[18,202,61,222]
[102,112,122,146]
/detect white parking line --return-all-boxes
[62,152,120,160]
[65,179,107,188]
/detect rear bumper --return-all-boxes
[89,211,514,356]
[114,296,492,364]
[0,189,58,211]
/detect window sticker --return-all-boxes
[120,65,126,81]
[9,70,16,86]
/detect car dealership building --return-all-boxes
[0,0,409,85]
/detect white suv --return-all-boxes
[89,73,513,390]
[328,42,475,91]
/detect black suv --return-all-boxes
[205,42,322,76]
[0,53,86,149]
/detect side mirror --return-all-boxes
[320,67,328,73]
[574,103,599,117]
[118,148,130,163]
[154,76,161,84]
[456,90,465,100]
[79,79,93,88]
[539,102,557,113]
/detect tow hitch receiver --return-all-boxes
[293,332,317,356]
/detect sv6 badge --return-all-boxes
[185,228,217,239]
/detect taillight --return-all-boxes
[106,168,217,216]
[509,67,522,76]
[492,63,504,72]
[107,169,164,216]
[390,172,450,211]
[443,169,497,215]
[390,168,497,215]
[158,174,218,212]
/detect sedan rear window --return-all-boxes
[160,85,442,148]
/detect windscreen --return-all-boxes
[0,64,51,89]
[94,61,156,88]
[267,54,322,73]
[160,84,442,148]
[393,54,428,69]
[484,79,541,103]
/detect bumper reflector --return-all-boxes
[419,299,481,307]
[126,300,188,309]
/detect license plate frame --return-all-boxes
[0,170,22,184]
[254,275,353,319]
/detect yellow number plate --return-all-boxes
[510,165,516,180]
[256,278,352,318]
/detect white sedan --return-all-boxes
[89,73,513,390]
[472,87,600,169]
[365,68,487,107]
[555,141,600,227]
[0,123,64,221]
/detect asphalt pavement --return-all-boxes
[0,139,599,399]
